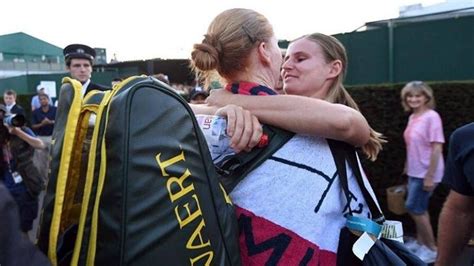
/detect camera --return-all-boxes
[4,114,26,127]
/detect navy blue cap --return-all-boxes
[63,44,95,61]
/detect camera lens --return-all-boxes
[4,114,26,127]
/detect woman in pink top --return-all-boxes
[401,81,445,263]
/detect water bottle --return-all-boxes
[195,115,268,166]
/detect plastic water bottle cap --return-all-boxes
[258,133,269,148]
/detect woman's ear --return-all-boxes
[257,42,272,66]
[328,59,342,78]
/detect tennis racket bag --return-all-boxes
[38,76,241,266]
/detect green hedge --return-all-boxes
[348,81,474,234]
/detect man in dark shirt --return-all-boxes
[3,89,25,116]
[31,94,56,137]
[436,122,474,266]
[31,94,56,182]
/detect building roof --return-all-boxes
[0,32,63,56]
[365,6,474,28]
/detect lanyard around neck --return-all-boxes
[2,143,13,172]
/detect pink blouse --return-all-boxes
[403,109,445,183]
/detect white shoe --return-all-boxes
[416,245,437,264]
[404,239,422,252]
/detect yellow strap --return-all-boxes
[82,89,97,104]
[48,77,83,266]
[86,75,140,264]
[71,91,113,266]
[60,111,90,229]
[86,90,117,264]
[219,184,233,205]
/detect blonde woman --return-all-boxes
[192,8,384,265]
[401,81,444,263]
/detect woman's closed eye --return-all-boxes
[296,56,307,62]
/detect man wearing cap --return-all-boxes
[63,44,109,96]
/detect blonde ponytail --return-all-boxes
[326,85,386,161]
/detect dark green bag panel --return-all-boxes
[38,80,78,254]
[91,77,240,265]
[74,91,110,266]
[38,79,106,265]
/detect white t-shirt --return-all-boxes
[230,134,379,265]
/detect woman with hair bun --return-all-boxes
[191,8,385,265]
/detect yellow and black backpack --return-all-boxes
[38,76,240,266]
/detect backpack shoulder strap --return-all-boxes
[344,147,385,222]
[327,139,384,222]
[218,125,294,192]
[327,139,353,216]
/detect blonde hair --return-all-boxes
[190,8,274,87]
[302,33,386,161]
[400,81,435,112]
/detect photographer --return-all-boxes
[0,104,45,233]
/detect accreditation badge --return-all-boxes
[12,171,23,184]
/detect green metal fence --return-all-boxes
[335,15,474,85]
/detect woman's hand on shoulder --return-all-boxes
[215,104,263,153]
